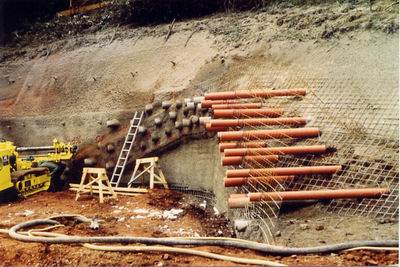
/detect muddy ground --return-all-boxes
[0,190,398,266]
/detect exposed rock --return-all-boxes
[168,111,177,120]
[186,102,195,110]
[234,219,249,232]
[84,158,96,166]
[106,144,115,153]
[154,117,162,127]
[175,100,183,109]
[145,104,154,114]
[165,127,172,136]
[182,118,192,127]
[151,132,160,143]
[193,96,205,104]
[175,121,183,130]
[191,115,199,125]
[138,126,147,135]
[106,119,120,128]
[161,101,172,110]
[299,223,309,230]
[105,161,115,170]
[162,254,171,260]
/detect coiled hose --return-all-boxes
[5,215,398,256]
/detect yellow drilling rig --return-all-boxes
[0,138,76,201]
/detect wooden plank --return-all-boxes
[69,183,148,193]
[69,188,141,196]
[57,1,112,17]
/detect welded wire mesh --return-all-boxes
[192,64,398,243]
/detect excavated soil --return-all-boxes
[0,190,398,266]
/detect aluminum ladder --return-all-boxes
[110,111,144,187]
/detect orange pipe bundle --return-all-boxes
[223,145,326,156]
[228,188,390,208]
[221,155,279,166]
[226,165,342,178]
[224,175,295,187]
[209,117,307,128]
[204,88,307,100]
[211,103,262,110]
[219,141,267,152]
[200,100,239,108]
[218,128,320,141]
[213,108,283,119]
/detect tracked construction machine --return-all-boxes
[0,138,76,201]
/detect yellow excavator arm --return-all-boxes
[15,139,76,170]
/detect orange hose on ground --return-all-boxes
[219,141,267,152]
[211,103,262,110]
[204,88,307,100]
[209,117,306,128]
[226,165,342,178]
[224,176,295,187]
[213,109,283,119]
[228,188,390,208]
[218,128,320,141]
[221,155,279,166]
[223,145,326,156]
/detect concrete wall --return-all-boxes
[159,138,229,213]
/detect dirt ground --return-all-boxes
[0,190,398,266]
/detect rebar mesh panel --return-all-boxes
[191,64,398,243]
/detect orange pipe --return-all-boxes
[213,108,283,118]
[226,165,342,178]
[205,123,229,132]
[228,188,390,208]
[223,145,326,156]
[224,175,295,187]
[200,100,239,108]
[209,117,307,128]
[221,155,279,166]
[218,128,320,141]
[219,141,267,152]
[211,103,262,110]
[204,88,307,100]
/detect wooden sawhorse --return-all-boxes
[127,157,168,189]
[75,167,117,203]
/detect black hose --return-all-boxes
[8,218,398,255]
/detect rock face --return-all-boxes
[106,144,115,153]
[145,104,154,114]
[105,161,115,170]
[84,157,97,166]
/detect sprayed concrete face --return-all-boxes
[158,138,229,213]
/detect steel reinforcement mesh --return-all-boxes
[192,66,399,243]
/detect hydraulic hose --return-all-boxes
[33,231,284,266]
[7,217,398,256]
